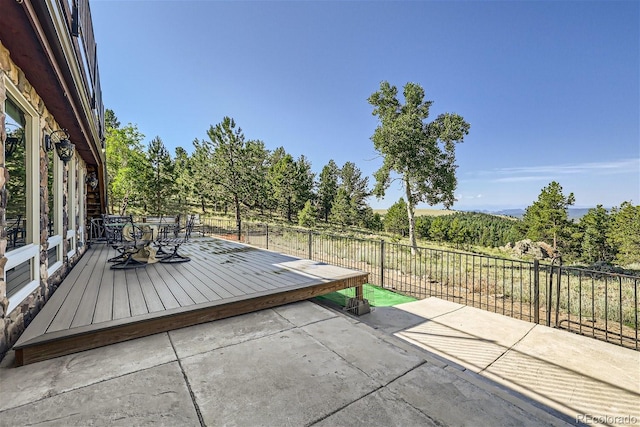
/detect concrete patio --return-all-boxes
[1,298,638,426]
[361,298,640,427]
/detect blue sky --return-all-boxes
[91,0,639,211]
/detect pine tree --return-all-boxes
[383,198,409,236]
[522,181,575,251]
[317,160,339,222]
[608,202,640,265]
[330,188,353,227]
[581,205,612,263]
[298,200,317,228]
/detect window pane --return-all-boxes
[4,99,27,251]
[6,259,32,298]
[48,149,55,236]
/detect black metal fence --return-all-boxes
[200,217,639,351]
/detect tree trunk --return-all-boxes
[404,180,418,255]
[234,194,241,240]
[119,192,129,216]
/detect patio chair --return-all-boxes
[154,215,194,263]
[103,214,133,263]
[110,221,156,270]
[6,215,25,249]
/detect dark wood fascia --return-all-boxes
[0,0,102,168]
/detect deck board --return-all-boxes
[12,237,369,366]
[137,268,165,313]
[70,247,110,328]
[144,267,181,310]
[47,248,102,333]
[127,269,148,317]
[93,261,115,324]
[112,270,131,320]
[156,262,208,305]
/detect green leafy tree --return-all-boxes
[522,181,575,251]
[317,159,339,222]
[104,118,146,215]
[580,205,613,263]
[383,198,409,236]
[368,81,470,253]
[608,201,640,265]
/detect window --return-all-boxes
[78,164,86,246]
[4,99,27,251]
[3,77,41,313]
[66,154,76,257]
[46,133,63,274]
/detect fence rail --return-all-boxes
[200,217,639,351]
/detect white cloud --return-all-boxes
[457,158,640,184]
[489,158,640,182]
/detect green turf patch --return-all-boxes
[316,284,417,307]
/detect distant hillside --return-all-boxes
[375,207,593,220]
[488,208,592,220]
[373,208,457,217]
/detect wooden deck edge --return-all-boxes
[14,274,368,366]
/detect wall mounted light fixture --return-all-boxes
[44,129,75,164]
[86,171,98,190]
[4,123,23,158]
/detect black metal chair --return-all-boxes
[109,221,156,270]
[154,215,194,263]
[103,214,132,263]
[6,215,25,249]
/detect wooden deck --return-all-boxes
[13,237,368,366]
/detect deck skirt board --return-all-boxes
[13,237,368,366]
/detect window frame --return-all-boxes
[66,153,77,258]
[46,137,64,275]
[3,76,41,314]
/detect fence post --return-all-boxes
[533,259,539,324]
[380,240,385,288]
[265,224,269,250]
[308,230,313,260]
[546,263,552,327]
